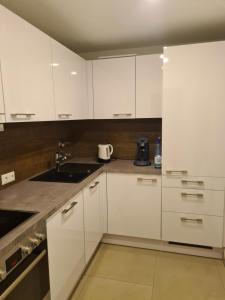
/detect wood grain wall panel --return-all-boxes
[0,119,161,189]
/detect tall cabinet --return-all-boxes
[0,5,55,122]
[0,67,5,123]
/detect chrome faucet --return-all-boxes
[55,141,71,172]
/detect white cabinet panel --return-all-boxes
[87,61,94,119]
[47,192,85,300]
[83,176,103,263]
[107,173,161,240]
[93,57,135,119]
[0,5,55,122]
[136,54,162,118]
[0,64,5,123]
[162,41,225,177]
[162,211,223,247]
[51,40,88,120]
[162,188,224,216]
[98,172,108,233]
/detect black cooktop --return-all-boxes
[0,210,37,239]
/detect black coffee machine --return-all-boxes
[134,137,150,166]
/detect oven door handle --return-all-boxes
[0,249,47,300]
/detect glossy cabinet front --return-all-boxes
[47,192,85,300]
[0,5,55,122]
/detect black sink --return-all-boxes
[30,163,103,183]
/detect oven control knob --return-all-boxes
[35,233,45,241]
[21,246,32,255]
[30,238,40,247]
[0,270,7,281]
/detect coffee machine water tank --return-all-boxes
[134,137,150,166]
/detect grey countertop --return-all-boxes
[0,158,161,256]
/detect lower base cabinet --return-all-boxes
[107,173,161,240]
[83,174,106,263]
[47,192,85,300]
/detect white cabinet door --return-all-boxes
[0,5,55,122]
[87,61,94,119]
[0,65,5,123]
[93,57,135,119]
[47,193,85,300]
[98,172,108,233]
[51,40,89,120]
[136,54,162,118]
[83,176,103,263]
[162,41,225,177]
[107,173,161,240]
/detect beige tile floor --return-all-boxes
[70,244,225,300]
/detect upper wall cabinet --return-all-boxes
[136,54,162,118]
[0,68,5,123]
[93,57,135,119]
[51,40,89,120]
[162,41,225,177]
[0,5,55,122]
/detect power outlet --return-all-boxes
[1,171,15,185]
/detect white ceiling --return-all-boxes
[0,0,225,53]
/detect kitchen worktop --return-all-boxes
[0,159,161,256]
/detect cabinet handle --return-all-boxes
[62,201,77,214]
[180,217,203,224]
[166,170,188,175]
[89,181,100,189]
[0,113,5,115]
[181,180,204,185]
[113,113,132,117]
[137,177,157,183]
[58,114,72,118]
[11,113,36,117]
[181,192,204,198]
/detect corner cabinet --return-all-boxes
[51,40,89,120]
[107,173,161,240]
[83,174,106,263]
[136,54,162,118]
[47,192,85,300]
[93,57,135,119]
[0,5,55,122]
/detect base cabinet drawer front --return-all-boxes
[162,212,223,248]
[83,176,104,263]
[47,192,85,300]
[162,188,224,216]
[162,175,225,191]
[107,173,161,240]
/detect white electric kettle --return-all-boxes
[98,144,113,163]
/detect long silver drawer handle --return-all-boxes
[0,250,46,300]
[89,181,100,189]
[62,201,77,214]
[181,180,204,185]
[181,192,204,198]
[58,113,72,117]
[11,113,36,117]
[137,177,157,182]
[181,217,203,224]
[166,170,188,175]
[113,113,132,116]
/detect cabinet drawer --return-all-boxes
[162,212,223,247]
[162,188,224,216]
[162,175,225,191]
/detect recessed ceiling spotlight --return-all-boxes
[51,63,59,67]
[71,71,77,75]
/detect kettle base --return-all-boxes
[98,158,111,163]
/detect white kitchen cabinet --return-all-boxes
[136,54,162,118]
[98,172,108,233]
[87,61,94,119]
[93,57,135,119]
[47,193,85,300]
[0,5,55,122]
[107,173,161,240]
[162,41,225,177]
[83,175,104,263]
[162,212,223,248]
[51,40,89,120]
[0,66,5,123]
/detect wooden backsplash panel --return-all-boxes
[0,119,161,189]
